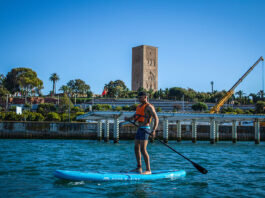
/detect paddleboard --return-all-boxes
[54,170,186,181]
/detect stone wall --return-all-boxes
[0,121,264,141]
[0,122,97,139]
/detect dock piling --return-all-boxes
[104,120,109,142]
[163,119,169,143]
[232,120,237,143]
[210,119,215,144]
[176,120,181,142]
[215,122,219,142]
[113,118,119,143]
[255,119,260,144]
[192,120,197,143]
[97,121,102,141]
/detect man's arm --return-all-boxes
[147,105,159,136]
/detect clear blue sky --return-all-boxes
[1,0,265,95]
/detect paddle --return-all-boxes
[120,120,208,174]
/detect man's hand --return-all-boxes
[151,130,156,138]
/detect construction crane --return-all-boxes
[210,56,264,114]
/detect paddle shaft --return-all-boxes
[122,120,208,174]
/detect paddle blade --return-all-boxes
[192,162,208,174]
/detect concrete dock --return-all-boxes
[1,111,264,144]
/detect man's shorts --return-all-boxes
[135,126,151,140]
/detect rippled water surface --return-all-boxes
[0,139,264,198]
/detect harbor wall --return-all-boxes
[0,121,264,141]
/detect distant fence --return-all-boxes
[0,121,264,142]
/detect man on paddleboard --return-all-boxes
[125,91,159,175]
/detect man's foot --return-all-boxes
[141,170,152,175]
[130,167,142,173]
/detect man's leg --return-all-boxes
[130,139,142,173]
[140,140,151,174]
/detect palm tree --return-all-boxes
[235,90,245,99]
[59,85,70,94]
[257,90,264,100]
[210,81,214,93]
[49,73,60,96]
[0,74,5,87]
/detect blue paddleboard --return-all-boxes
[54,170,186,181]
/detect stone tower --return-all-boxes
[132,45,158,91]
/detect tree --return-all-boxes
[255,101,265,114]
[93,104,112,111]
[127,90,137,98]
[4,68,43,96]
[156,107,162,112]
[66,79,91,97]
[59,85,70,94]
[45,112,61,122]
[221,107,235,114]
[37,103,56,116]
[34,83,44,96]
[168,87,186,100]
[137,87,147,92]
[147,88,154,99]
[58,93,74,113]
[105,80,128,98]
[164,88,169,99]
[249,93,258,103]
[66,80,74,94]
[191,102,208,112]
[257,90,264,101]
[211,81,214,93]
[153,90,160,99]
[0,87,9,97]
[235,108,244,114]
[186,88,197,101]
[0,74,10,96]
[259,90,264,99]
[119,88,129,98]
[196,92,210,102]
[115,86,124,98]
[210,90,227,103]
[49,73,60,96]
[86,90,93,98]
[157,88,165,99]
[0,74,5,88]
[235,90,245,99]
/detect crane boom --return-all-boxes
[210,56,264,114]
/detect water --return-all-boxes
[0,139,264,198]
